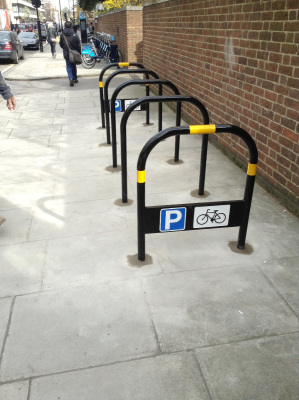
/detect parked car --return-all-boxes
[40,24,47,40]
[17,32,40,50]
[17,23,29,33]
[0,30,25,63]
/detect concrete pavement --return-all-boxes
[0,43,298,399]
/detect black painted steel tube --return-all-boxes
[145,85,150,125]
[98,62,145,128]
[198,135,208,195]
[137,180,146,261]
[136,124,258,260]
[104,69,159,144]
[110,79,180,168]
[216,124,258,249]
[158,84,163,131]
[121,96,209,203]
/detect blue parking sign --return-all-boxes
[160,207,186,232]
[115,100,121,112]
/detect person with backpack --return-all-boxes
[59,21,81,87]
[47,22,57,58]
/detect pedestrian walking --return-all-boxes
[0,71,16,226]
[59,21,81,87]
[89,22,95,34]
[47,22,57,58]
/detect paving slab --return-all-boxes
[0,180,55,210]
[41,156,110,180]
[0,281,158,381]
[250,211,299,259]
[0,136,50,151]
[26,98,65,105]
[18,110,64,119]
[0,157,45,184]
[30,352,210,400]
[0,128,12,138]
[143,266,299,352]
[42,230,161,291]
[0,381,29,400]
[0,241,46,297]
[56,101,97,109]
[51,174,132,203]
[0,297,12,349]
[260,256,299,316]
[196,333,299,400]
[53,115,100,125]
[0,207,33,246]
[6,118,55,128]
[28,197,133,241]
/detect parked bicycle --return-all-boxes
[81,32,123,69]
[196,209,226,225]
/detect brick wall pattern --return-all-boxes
[95,8,143,63]
[143,0,299,215]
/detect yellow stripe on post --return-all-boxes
[137,170,146,183]
[247,163,257,176]
[99,81,103,88]
[119,62,129,67]
[189,125,216,134]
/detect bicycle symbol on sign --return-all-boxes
[196,209,226,225]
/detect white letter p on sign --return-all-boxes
[165,210,182,230]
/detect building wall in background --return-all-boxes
[95,6,143,63]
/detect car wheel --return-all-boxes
[13,52,19,64]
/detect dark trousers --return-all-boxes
[49,41,56,55]
[66,60,77,80]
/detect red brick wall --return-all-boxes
[143,0,299,215]
[95,7,143,63]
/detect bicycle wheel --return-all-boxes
[107,48,123,63]
[215,213,226,224]
[82,54,96,69]
[196,214,209,225]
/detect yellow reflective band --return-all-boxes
[189,125,216,134]
[99,81,103,88]
[119,62,129,67]
[137,170,146,183]
[247,163,257,176]
[145,84,150,86]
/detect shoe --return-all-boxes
[0,215,6,226]
[52,54,54,58]
[70,79,74,87]
[74,79,78,83]
[54,54,57,59]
